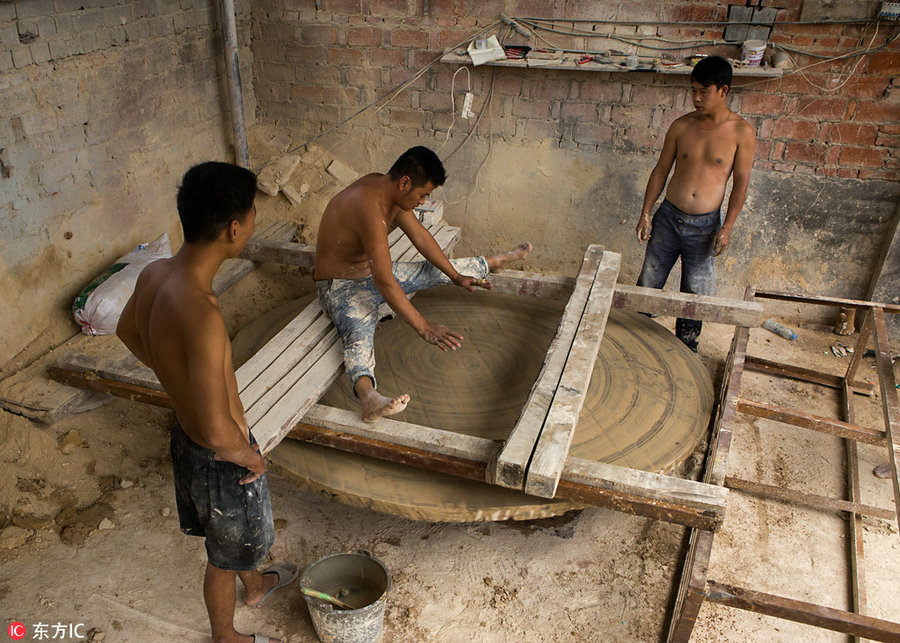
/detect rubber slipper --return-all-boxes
[252,635,279,643]
[252,563,298,607]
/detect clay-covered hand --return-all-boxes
[453,274,492,292]
[636,213,651,242]
[419,322,464,351]
[712,227,731,256]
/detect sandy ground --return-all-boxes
[1,306,898,642]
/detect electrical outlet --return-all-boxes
[461,92,474,119]
[881,2,900,19]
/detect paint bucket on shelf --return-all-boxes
[741,39,767,67]
[301,550,392,643]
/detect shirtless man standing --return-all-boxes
[117,162,296,643]
[314,146,531,422]
[635,55,756,352]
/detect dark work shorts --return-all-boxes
[170,421,274,571]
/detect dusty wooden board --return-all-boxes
[612,284,764,327]
[524,250,620,498]
[248,222,459,453]
[288,404,727,530]
[493,245,605,490]
[6,222,296,424]
[871,307,900,534]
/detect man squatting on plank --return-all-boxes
[117,162,296,643]
[314,146,532,422]
[635,55,756,352]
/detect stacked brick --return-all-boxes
[251,0,899,181]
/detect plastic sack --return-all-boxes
[72,232,172,336]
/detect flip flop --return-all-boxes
[252,563,298,607]
[252,635,280,643]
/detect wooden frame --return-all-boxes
[47,224,767,531]
[666,289,900,643]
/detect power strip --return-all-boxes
[881,2,900,19]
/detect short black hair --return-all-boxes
[691,55,733,90]
[176,161,257,244]
[388,146,446,188]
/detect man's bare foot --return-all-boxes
[487,242,532,273]
[361,390,410,422]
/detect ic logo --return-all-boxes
[7,622,26,640]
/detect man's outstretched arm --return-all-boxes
[713,122,756,256]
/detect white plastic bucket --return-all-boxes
[741,39,766,67]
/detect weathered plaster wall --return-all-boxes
[249,0,899,328]
[0,0,256,372]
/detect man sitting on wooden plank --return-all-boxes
[117,162,296,643]
[314,146,531,422]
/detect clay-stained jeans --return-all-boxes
[316,256,489,390]
[637,198,720,352]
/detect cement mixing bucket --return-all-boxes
[301,550,392,643]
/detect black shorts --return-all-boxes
[170,421,274,571]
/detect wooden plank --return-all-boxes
[240,238,315,267]
[56,350,160,390]
[737,398,900,452]
[701,581,900,641]
[492,245,604,490]
[871,307,900,534]
[47,366,171,408]
[291,404,727,530]
[524,250,621,498]
[612,284,764,327]
[724,476,895,521]
[239,313,334,412]
[841,379,868,640]
[666,288,754,642]
[486,269,574,301]
[754,289,900,315]
[745,355,874,396]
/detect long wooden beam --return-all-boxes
[872,306,900,534]
[292,404,727,530]
[613,284,763,327]
[744,355,874,396]
[702,581,900,641]
[737,398,900,452]
[754,289,900,314]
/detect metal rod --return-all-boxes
[220,0,249,168]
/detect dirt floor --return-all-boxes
[1,303,898,642]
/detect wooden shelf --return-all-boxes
[440,51,783,78]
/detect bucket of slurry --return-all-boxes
[301,550,392,643]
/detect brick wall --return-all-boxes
[249,0,899,180]
[0,0,256,371]
[249,0,899,327]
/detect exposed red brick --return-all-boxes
[823,122,879,146]
[783,141,828,165]
[290,84,325,103]
[881,124,900,135]
[845,75,890,100]
[370,0,413,15]
[325,0,362,13]
[368,47,404,66]
[389,28,428,48]
[772,162,796,172]
[755,140,772,161]
[839,146,889,168]
[858,169,900,181]
[387,108,425,129]
[326,47,364,65]
[771,118,818,140]
[739,93,788,116]
[283,44,326,65]
[303,65,341,85]
[347,26,381,47]
[876,133,900,148]
[855,100,900,123]
[300,25,337,45]
[795,97,849,120]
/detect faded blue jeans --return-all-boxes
[316,256,489,390]
[637,198,720,352]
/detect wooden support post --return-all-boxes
[666,287,754,642]
[871,307,900,534]
[745,355,874,396]
[841,379,867,643]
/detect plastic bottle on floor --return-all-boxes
[763,318,798,340]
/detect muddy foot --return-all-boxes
[487,242,532,273]
[362,391,410,423]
